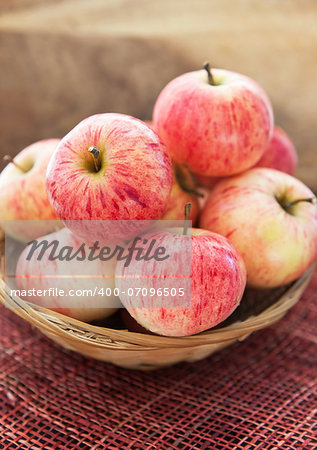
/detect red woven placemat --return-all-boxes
[0,272,316,449]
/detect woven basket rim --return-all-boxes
[0,251,313,350]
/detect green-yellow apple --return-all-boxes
[15,227,119,322]
[200,168,317,288]
[0,139,61,242]
[115,228,246,336]
[46,113,173,242]
[153,64,273,177]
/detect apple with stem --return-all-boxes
[200,168,317,288]
[0,139,61,242]
[15,227,120,322]
[115,204,247,336]
[46,113,173,243]
[153,63,273,177]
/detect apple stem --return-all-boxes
[203,62,215,86]
[3,155,27,172]
[174,163,204,198]
[184,187,205,198]
[183,203,192,236]
[88,146,101,172]
[284,197,317,209]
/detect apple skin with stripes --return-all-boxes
[46,113,173,242]
[15,227,119,322]
[200,168,317,288]
[255,125,298,175]
[116,228,247,336]
[194,125,298,189]
[153,68,273,177]
[144,121,200,224]
[0,139,61,242]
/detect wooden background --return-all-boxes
[0,0,316,189]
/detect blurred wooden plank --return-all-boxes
[0,0,316,188]
[0,30,192,159]
[0,0,65,13]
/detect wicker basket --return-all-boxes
[0,238,313,370]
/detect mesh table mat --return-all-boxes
[0,271,316,449]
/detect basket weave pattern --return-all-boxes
[0,267,316,448]
[0,239,313,370]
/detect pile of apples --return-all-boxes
[1,63,317,337]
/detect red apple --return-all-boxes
[255,125,298,174]
[0,139,61,242]
[200,168,317,288]
[46,113,173,242]
[115,228,246,336]
[153,64,273,177]
[15,227,119,322]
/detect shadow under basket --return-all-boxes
[0,239,313,370]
